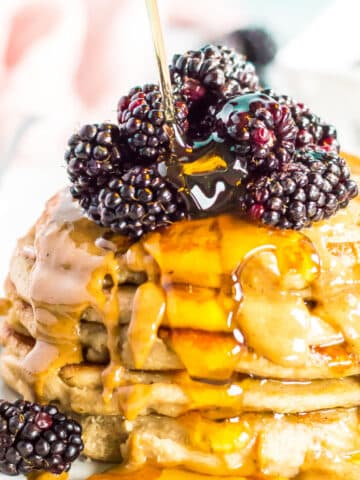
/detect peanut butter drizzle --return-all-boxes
[19,189,129,401]
[128,282,166,368]
[89,253,122,401]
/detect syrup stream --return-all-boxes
[145,0,186,151]
[145,0,175,124]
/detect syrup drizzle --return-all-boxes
[141,214,322,380]
[159,143,248,217]
[165,93,274,215]
[145,0,186,153]
[145,0,250,217]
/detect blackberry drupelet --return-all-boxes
[91,164,186,238]
[117,84,189,163]
[0,399,83,475]
[170,44,260,104]
[264,89,339,152]
[216,92,298,173]
[65,123,127,210]
[242,149,358,229]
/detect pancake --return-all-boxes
[7,287,359,380]
[5,285,360,381]
[2,328,360,478]
[3,325,360,419]
[123,409,360,479]
[80,414,127,462]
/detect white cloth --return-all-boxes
[272,0,360,155]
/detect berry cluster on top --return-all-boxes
[65,44,358,238]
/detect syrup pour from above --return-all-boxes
[145,0,187,153]
[145,0,250,217]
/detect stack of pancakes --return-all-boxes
[1,154,360,480]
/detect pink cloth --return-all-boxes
[0,0,246,169]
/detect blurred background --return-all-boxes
[0,0,359,274]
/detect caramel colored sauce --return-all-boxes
[88,466,161,480]
[182,152,227,175]
[345,451,360,464]
[0,298,11,316]
[142,214,323,373]
[163,285,234,332]
[312,343,355,375]
[160,329,242,380]
[128,282,166,368]
[86,465,283,480]
[27,472,68,480]
[178,412,252,454]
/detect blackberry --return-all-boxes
[216,92,298,172]
[90,164,186,238]
[228,28,277,69]
[187,104,217,141]
[170,44,260,142]
[65,123,127,210]
[264,89,339,152]
[0,399,83,475]
[117,84,189,163]
[170,44,260,104]
[242,149,358,229]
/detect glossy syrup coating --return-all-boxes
[159,142,247,217]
